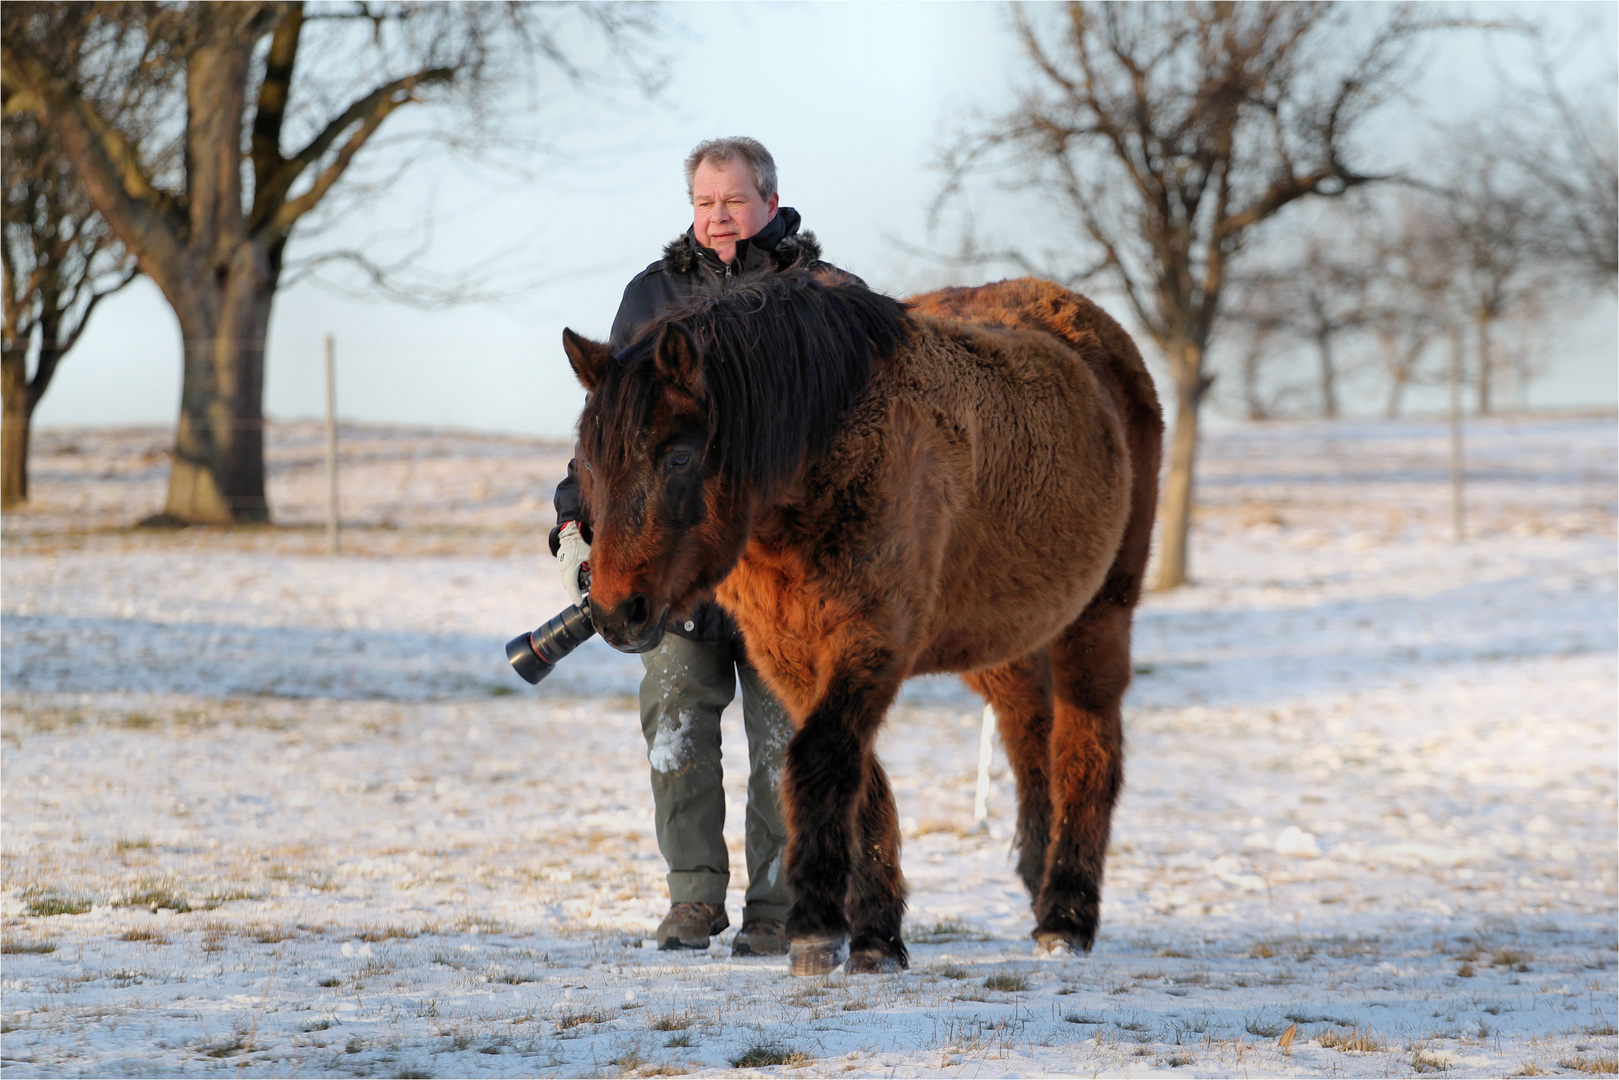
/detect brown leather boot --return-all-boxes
[654,902,729,950]
[732,918,790,957]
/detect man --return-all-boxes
[549,137,851,957]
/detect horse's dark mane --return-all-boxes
[581,272,910,495]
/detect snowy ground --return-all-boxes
[2,414,1615,1078]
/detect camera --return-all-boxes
[505,566,594,686]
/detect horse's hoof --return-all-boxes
[845,949,905,974]
[1034,932,1082,958]
[788,935,849,977]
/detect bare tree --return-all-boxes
[1435,137,1559,416]
[1,108,137,507]
[1512,50,1618,286]
[1358,197,1458,418]
[938,3,1436,588]
[1223,229,1374,420]
[1,1,660,524]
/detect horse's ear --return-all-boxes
[653,323,704,396]
[562,328,610,392]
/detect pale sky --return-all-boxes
[32,2,1619,437]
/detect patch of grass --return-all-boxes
[317,976,343,988]
[301,1019,335,1032]
[1158,947,1193,958]
[118,928,167,943]
[1412,1047,1455,1073]
[1244,1017,1287,1038]
[1457,962,1476,977]
[649,1012,693,1031]
[665,1031,698,1048]
[558,1006,614,1030]
[1159,1053,1195,1067]
[203,887,262,908]
[1509,1065,1546,1077]
[113,836,154,851]
[1318,1027,1386,1052]
[489,969,538,985]
[359,923,418,942]
[25,894,92,917]
[906,919,981,943]
[1492,948,1529,968]
[119,712,161,729]
[1560,1056,1619,1075]
[1,939,58,953]
[729,1043,812,1068]
[984,972,1029,992]
[202,1037,246,1058]
[451,912,512,935]
[938,965,970,980]
[1250,942,1277,958]
[120,879,191,912]
[345,1035,364,1054]
[1065,1013,1104,1024]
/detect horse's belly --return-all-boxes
[910,565,1105,675]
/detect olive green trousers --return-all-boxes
[639,633,792,922]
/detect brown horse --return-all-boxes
[561,274,1161,975]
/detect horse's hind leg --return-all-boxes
[843,757,909,972]
[963,651,1055,901]
[1038,599,1132,953]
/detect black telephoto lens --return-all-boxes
[506,603,595,685]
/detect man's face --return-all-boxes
[691,157,778,265]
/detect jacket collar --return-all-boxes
[661,207,821,276]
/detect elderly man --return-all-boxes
[548,137,852,957]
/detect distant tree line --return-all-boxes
[1221,50,1616,423]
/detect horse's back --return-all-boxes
[908,279,1161,442]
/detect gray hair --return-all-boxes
[684,137,777,202]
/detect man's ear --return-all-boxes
[653,323,703,395]
[562,328,611,392]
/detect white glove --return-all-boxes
[557,521,591,608]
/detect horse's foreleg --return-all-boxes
[963,652,1055,902]
[844,756,908,973]
[1040,602,1131,954]
[779,653,900,977]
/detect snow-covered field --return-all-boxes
[3,415,1615,1078]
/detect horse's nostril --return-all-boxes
[627,594,650,627]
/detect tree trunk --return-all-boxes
[1475,310,1493,416]
[1384,372,1408,420]
[161,243,277,524]
[1242,344,1267,420]
[1,345,28,508]
[1154,340,1207,590]
[1318,332,1338,419]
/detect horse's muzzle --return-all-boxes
[590,595,668,654]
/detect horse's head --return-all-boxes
[562,324,753,653]
[560,274,908,654]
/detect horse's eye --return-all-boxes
[666,451,693,472]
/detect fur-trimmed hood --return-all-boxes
[660,206,823,275]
